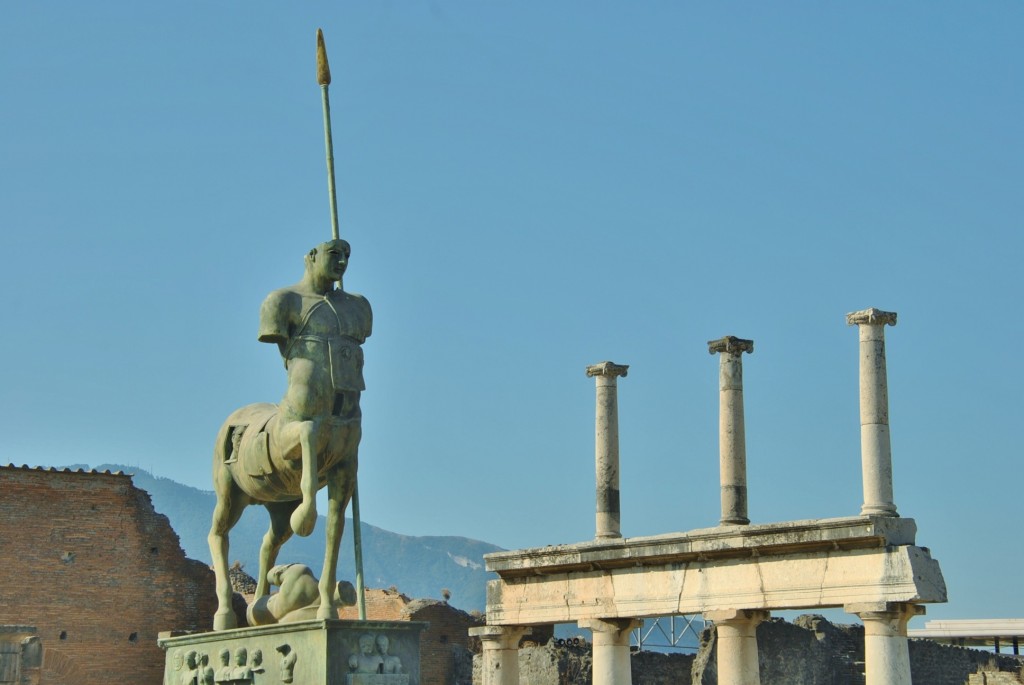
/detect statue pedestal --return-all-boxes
[159,620,426,685]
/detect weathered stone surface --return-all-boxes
[473,639,594,685]
[631,649,695,685]
[691,614,1024,685]
[0,626,41,685]
[708,336,754,526]
[159,620,424,685]
[587,361,629,540]
[968,673,1024,684]
[486,515,919,575]
[483,516,944,625]
[847,307,899,517]
[465,616,1022,685]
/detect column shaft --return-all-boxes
[579,619,641,685]
[850,604,921,685]
[587,362,629,539]
[470,626,529,685]
[847,308,898,517]
[707,610,768,685]
[709,337,753,525]
[595,374,621,538]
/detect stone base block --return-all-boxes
[158,620,426,685]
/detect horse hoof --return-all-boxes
[290,504,317,537]
[213,610,238,631]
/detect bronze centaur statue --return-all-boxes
[208,239,371,631]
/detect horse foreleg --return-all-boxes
[255,501,299,599]
[208,468,249,631]
[318,464,354,619]
[289,419,321,537]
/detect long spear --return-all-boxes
[317,27,366,621]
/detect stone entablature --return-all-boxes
[486,515,919,577]
[483,516,944,627]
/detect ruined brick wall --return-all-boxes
[404,599,483,685]
[0,465,217,685]
[338,587,413,621]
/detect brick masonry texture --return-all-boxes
[0,465,217,685]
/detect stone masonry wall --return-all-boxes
[472,616,1024,685]
[0,465,216,685]
[694,615,1023,685]
[404,599,483,685]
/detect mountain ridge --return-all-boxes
[69,463,501,611]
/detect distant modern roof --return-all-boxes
[910,619,1024,651]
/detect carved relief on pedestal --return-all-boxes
[216,649,232,682]
[251,649,265,674]
[199,653,215,685]
[346,632,409,685]
[210,646,254,685]
[179,651,199,685]
[275,644,296,684]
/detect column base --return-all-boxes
[860,504,899,517]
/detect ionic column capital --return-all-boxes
[846,308,898,327]
[708,336,754,356]
[705,609,770,626]
[587,361,629,379]
[469,625,531,649]
[578,618,643,635]
[846,603,924,635]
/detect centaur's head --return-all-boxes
[305,239,351,284]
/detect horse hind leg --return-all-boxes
[208,463,250,631]
[254,500,299,600]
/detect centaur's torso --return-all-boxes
[218,286,372,503]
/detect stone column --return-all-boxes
[847,603,923,685]
[469,626,530,685]
[708,336,754,525]
[586,361,629,539]
[846,308,899,517]
[579,618,642,685]
[706,610,768,685]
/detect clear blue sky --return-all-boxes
[2,4,1021,623]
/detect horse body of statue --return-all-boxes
[208,239,371,631]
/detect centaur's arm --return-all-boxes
[258,288,301,358]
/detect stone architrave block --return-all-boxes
[482,516,945,626]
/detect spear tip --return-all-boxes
[316,28,332,86]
